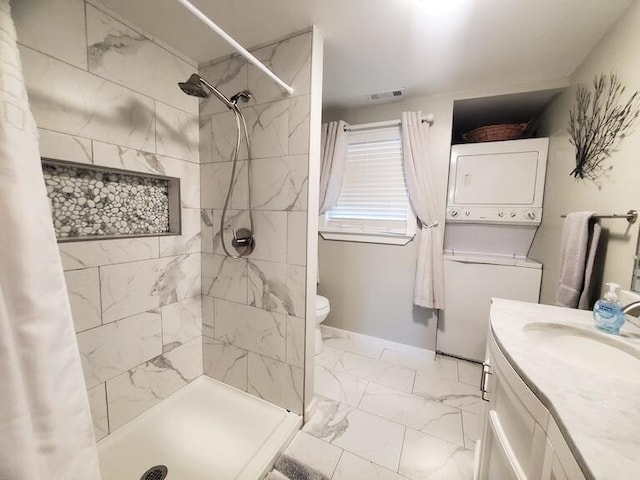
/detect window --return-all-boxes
[319,124,416,245]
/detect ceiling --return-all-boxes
[97,0,633,110]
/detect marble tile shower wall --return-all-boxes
[199,31,312,414]
[14,0,203,441]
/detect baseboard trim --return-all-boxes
[320,325,436,360]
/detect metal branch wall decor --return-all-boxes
[568,73,640,180]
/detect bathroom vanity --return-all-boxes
[476,299,640,480]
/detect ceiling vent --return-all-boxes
[367,88,405,101]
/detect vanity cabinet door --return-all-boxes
[478,334,548,480]
[478,408,524,479]
[541,438,571,480]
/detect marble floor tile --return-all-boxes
[399,429,474,480]
[359,383,464,447]
[303,397,404,471]
[333,451,410,480]
[461,410,483,451]
[458,360,483,388]
[315,346,344,369]
[412,373,483,415]
[321,331,384,360]
[314,365,368,407]
[334,352,416,393]
[378,348,438,373]
[284,431,342,478]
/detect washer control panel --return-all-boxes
[446,207,542,224]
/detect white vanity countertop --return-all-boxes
[490,299,640,480]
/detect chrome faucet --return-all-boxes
[622,301,640,317]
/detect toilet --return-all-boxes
[315,295,330,354]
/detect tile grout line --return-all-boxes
[329,448,345,480]
[397,425,408,474]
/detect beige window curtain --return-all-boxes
[0,1,101,478]
[319,120,349,214]
[400,111,445,310]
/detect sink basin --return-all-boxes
[523,323,640,382]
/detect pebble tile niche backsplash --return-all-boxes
[43,162,171,239]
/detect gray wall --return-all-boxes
[320,79,572,350]
[320,95,455,350]
[530,0,640,303]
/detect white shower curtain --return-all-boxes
[0,1,101,478]
[319,120,349,214]
[401,111,445,310]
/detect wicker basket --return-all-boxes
[463,121,530,143]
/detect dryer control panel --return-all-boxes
[446,206,542,224]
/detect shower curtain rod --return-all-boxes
[176,0,294,95]
[343,114,434,132]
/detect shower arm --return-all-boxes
[199,77,234,109]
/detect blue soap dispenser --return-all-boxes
[593,282,626,334]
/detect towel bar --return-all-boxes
[561,209,638,224]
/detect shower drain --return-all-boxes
[140,465,168,480]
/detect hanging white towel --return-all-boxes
[555,211,601,309]
[0,1,101,479]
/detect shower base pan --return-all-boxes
[98,376,301,480]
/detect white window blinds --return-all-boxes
[321,125,415,238]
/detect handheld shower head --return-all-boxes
[178,74,209,98]
[178,73,235,108]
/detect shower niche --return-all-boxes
[41,159,181,242]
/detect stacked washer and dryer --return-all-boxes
[436,138,549,363]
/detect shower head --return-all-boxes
[178,73,234,108]
[178,74,209,98]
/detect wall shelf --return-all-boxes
[41,158,181,242]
